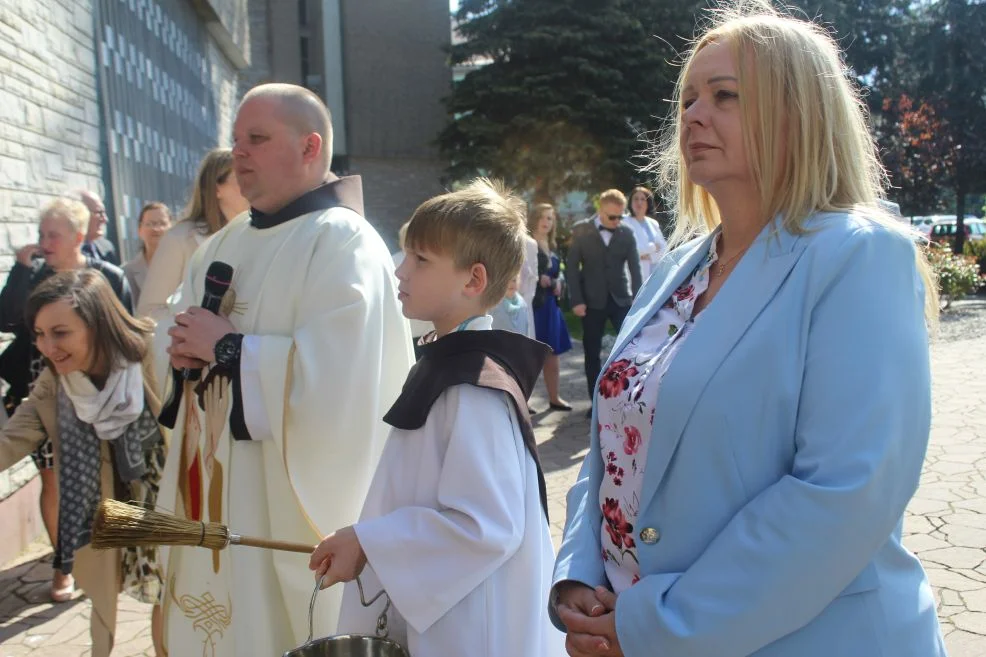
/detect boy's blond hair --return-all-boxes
[599,189,627,207]
[405,178,527,308]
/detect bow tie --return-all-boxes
[598,224,616,233]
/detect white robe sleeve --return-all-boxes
[354,384,527,633]
[238,335,272,442]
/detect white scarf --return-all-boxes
[60,360,145,441]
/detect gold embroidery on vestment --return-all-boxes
[169,574,233,657]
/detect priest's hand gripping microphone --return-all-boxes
[183,261,234,381]
[159,260,234,429]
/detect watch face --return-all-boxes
[216,335,240,365]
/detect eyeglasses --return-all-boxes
[605,214,623,222]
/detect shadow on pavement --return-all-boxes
[0,552,85,639]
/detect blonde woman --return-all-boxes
[551,5,945,657]
[137,148,248,323]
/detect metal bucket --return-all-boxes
[282,577,409,657]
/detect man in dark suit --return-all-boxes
[567,189,642,406]
[78,189,120,265]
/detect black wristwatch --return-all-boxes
[214,333,244,369]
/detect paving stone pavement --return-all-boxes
[2,333,984,656]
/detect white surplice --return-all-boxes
[336,319,566,657]
[155,205,413,657]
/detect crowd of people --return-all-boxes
[0,4,951,657]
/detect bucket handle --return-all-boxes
[307,575,392,643]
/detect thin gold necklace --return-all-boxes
[716,245,749,276]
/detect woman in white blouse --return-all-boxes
[551,6,944,657]
[624,186,667,282]
[136,148,248,323]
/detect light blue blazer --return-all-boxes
[551,212,947,657]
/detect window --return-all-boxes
[298,0,308,27]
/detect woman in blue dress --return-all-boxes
[529,203,573,411]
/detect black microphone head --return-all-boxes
[204,261,234,297]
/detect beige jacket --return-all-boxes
[0,356,163,657]
[137,220,208,323]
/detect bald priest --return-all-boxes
[156,83,414,656]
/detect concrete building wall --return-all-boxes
[351,156,447,250]
[339,0,450,159]
[338,0,451,248]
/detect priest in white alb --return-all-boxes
[156,83,413,657]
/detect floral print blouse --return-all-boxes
[598,238,718,594]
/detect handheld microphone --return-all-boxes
[183,261,234,381]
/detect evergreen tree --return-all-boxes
[441,0,703,202]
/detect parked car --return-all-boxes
[929,217,985,244]
[910,216,936,236]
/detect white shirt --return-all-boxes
[597,238,715,593]
[520,235,539,339]
[593,215,614,246]
[625,215,668,281]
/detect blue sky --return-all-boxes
[450,0,459,13]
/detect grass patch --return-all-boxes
[562,309,619,342]
[564,310,583,341]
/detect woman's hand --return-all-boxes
[559,586,622,656]
[540,274,552,288]
[556,580,607,617]
[554,280,563,297]
[309,525,367,588]
[16,244,40,267]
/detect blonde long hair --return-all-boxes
[528,203,557,251]
[182,148,234,236]
[654,2,938,321]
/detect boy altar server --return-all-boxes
[309,179,566,656]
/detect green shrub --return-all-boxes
[962,239,986,280]
[927,242,984,308]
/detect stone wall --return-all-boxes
[0,0,101,530]
[0,0,104,275]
